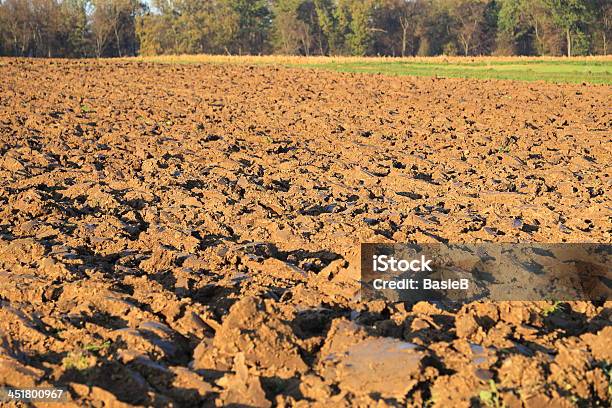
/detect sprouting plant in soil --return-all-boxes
[497,145,511,153]
[83,340,111,352]
[479,380,504,408]
[541,300,564,316]
[62,341,110,371]
[62,352,95,371]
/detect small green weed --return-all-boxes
[479,380,504,408]
[62,352,95,371]
[541,301,564,316]
[80,104,95,113]
[82,340,111,352]
[497,145,511,153]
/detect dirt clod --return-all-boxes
[0,59,609,406]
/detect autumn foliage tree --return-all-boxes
[0,0,608,57]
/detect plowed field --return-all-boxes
[0,59,610,407]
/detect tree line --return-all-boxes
[0,0,610,58]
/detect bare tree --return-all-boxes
[91,0,139,57]
[2,0,33,55]
[91,0,115,57]
[398,0,418,57]
[594,0,611,55]
[451,0,488,56]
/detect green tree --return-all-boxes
[416,0,453,56]
[0,0,608,57]
[546,0,593,56]
[136,0,239,55]
[332,0,376,55]
[272,0,320,55]
[345,0,376,55]
[227,0,271,54]
[522,0,560,55]
[371,0,421,57]
[61,0,91,57]
[592,0,611,55]
[135,12,172,55]
[497,0,537,54]
[91,0,143,57]
[313,0,341,54]
[0,0,83,57]
[447,0,490,56]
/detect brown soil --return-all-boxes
[0,58,610,407]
